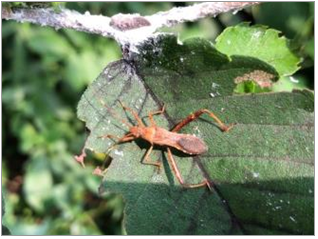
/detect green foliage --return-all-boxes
[2,2,314,236]
[215,23,301,77]
[234,81,271,94]
[253,2,313,39]
[252,2,313,89]
[136,35,278,97]
[2,2,65,10]
[2,194,11,235]
[2,19,123,235]
[78,34,313,234]
[2,2,28,8]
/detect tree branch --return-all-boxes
[146,2,259,29]
[2,7,116,37]
[2,2,259,48]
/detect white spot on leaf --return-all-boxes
[252,172,259,178]
[114,149,124,157]
[289,76,299,83]
[289,216,296,223]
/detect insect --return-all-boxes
[75,101,233,190]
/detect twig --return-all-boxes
[2,2,259,47]
[146,2,259,29]
[2,7,116,37]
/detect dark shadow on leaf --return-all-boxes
[99,177,314,235]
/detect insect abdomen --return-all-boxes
[177,135,208,155]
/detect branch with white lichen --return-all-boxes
[2,2,259,49]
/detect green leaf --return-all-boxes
[26,28,73,59]
[252,2,313,39]
[2,194,11,235]
[215,23,301,77]
[136,35,278,99]
[24,156,54,212]
[234,81,271,94]
[77,34,313,234]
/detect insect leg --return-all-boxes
[172,109,234,133]
[148,104,165,127]
[118,101,145,127]
[90,133,136,176]
[167,148,210,189]
[99,133,134,142]
[141,145,161,171]
[100,134,136,157]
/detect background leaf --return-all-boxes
[77,34,313,234]
[2,19,122,235]
[215,23,301,77]
[2,194,11,235]
[24,157,53,213]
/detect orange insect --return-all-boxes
[75,101,233,190]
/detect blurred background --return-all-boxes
[2,2,314,235]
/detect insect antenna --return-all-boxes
[99,99,133,129]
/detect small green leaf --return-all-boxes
[215,23,301,77]
[234,81,271,93]
[77,34,313,235]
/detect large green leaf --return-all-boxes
[77,34,313,234]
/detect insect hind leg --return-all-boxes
[167,148,211,189]
[172,109,234,133]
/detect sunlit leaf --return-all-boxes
[215,23,301,77]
